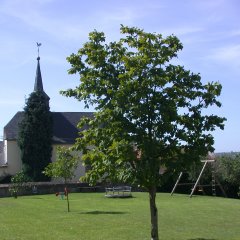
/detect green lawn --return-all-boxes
[0,192,239,240]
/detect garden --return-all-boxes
[0,192,239,240]
[0,25,236,240]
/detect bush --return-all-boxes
[216,154,240,185]
[214,154,240,198]
[9,171,31,198]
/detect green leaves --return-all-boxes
[9,171,30,198]
[62,25,225,188]
[43,146,78,182]
[17,91,53,181]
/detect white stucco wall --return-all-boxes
[4,140,22,176]
[6,141,22,175]
[0,141,85,182]
[0,140,8,178]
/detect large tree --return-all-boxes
[62,25,225,240]
[18,91,53,181]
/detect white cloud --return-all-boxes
[0,0,137,43]
[207,44,240,64]
[195,0,229,13]
[0,99,23,106]
[230,29,240,37]
[0,0,167,43]
[161,26,204,37]
[0,0,87,41]
[100,8,135,23]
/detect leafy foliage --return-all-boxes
[62,25,225,187]
[43,146,78,183]
[214,154,240,197]
[216,154,240,185]
[9,171,30,198]
[61,25,225,239]
[43,146,78,212]
[18,91,53,181]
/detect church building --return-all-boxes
[0,56,93,182]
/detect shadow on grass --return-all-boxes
[188,238,216,240]
[104,196,136,199]
[23,197,44,200]
[80,210,127,215]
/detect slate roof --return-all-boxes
[4,111,94,144]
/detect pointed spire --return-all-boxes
[33,43,50,103]
[34,56,44,92]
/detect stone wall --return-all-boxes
[0,182,104,198]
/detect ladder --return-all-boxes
[171,159,227,198]
[211,163,216,196]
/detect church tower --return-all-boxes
[34,55,50,107]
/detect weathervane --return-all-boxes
[36,42,42,59]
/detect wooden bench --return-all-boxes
[105,186,132,198]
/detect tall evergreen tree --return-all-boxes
[18,56,53,181]
[18,91,53,181]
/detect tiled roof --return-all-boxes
[4,112,94,144]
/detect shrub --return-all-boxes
[9,171,31,198]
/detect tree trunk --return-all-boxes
[66,191,70,212]
[149,186,159,240]
[65,183,70,212]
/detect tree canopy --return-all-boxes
[44,146,78,183]
[18,91,53,181]
[44,146,78,212]
[62,25,225,240]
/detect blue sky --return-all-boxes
[0,0,239,152]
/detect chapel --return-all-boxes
[0,55,93,181]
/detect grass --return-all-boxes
[0,192,239,240]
